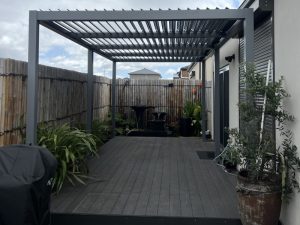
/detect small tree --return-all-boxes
[225,64,300,200]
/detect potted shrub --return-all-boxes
[193,104,202,136]
[224,65,300,225]
[180,101,201,136]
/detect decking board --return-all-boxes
[51,136,239,219]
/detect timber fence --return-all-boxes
[0,58,209,146]
[0,58,110,146]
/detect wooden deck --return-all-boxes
[51,137,239,220]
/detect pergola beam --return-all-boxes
[108,51,205,57]
[112,58,202,62]
[35,9,253,21]
[75,32,221,39]
[94,44,210,51]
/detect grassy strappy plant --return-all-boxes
[38,124,97,193]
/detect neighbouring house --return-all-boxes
[200,0,300,224]
[129,68,161,80]
[177,66,189,79]
[175,62,201,80]
[173,72,180,80]
[188,62,200,80]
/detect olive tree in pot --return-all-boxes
[225,65,300,225]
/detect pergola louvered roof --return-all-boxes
[37,8,253,62]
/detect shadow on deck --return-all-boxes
[51,137,241,225]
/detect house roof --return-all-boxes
[129,68,161,76]
[180,65,189,70]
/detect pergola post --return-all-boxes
[213,48,220,156]
[111,61,116,137]
[244,11,254,63]
[26,11,39,145]
[201,61,207,141]
[86,49,94,132]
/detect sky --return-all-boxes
[0,0,243,79]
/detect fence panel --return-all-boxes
[0,58,110,146]
[115,79,202,125]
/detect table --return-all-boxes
[131,105,155,129]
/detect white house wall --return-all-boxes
[204,56,214,137]
[189,62,201,80]
[129,74,161,80]
[204,38,240,140]
[274,0,300,224]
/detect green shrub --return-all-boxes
[106,113,135,135]
[193,104,202,136]
[37,124,97,193]
[183,101,196,118]
[182,101,202,136]
[92,120,112,144]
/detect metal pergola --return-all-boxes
[26,8,254,154]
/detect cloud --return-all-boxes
[165,68,177,76]
[0,0,244,78]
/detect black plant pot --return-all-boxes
[223,159,237,170]
[179,118,194,136]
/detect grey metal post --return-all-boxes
[201,61,207,141]
[111,61,116,137]
[244,11,254,63]
[26,11,39,145]
[213,48,220,156]
[86,49,94,132]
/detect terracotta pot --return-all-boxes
[237,175,282,225]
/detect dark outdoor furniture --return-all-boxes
[148,112,167,131]
[152,112,167,120]
[0,145,57,225]
[131,105,155,129]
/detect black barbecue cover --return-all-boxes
[0,145,57,225]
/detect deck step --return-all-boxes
[52,213,242,225]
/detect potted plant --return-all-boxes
[179,101,201,136]
[193,104,202,136]
[224,65,300,225]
